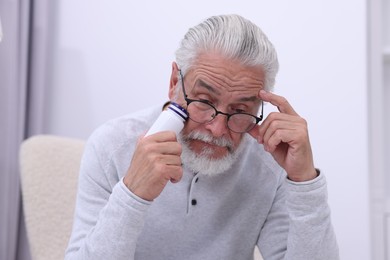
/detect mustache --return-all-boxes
[182,131,234,152]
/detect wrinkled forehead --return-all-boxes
[189,52,264,83]
[190,77,261,102]
[183,53,265,100]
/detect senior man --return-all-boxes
[66,14,339,259]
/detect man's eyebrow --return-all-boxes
[195,79,221,95]
[238,96,258,102]
[195,79,260,103]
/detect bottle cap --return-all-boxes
[168,102,189,121]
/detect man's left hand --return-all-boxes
[249,90,317,182]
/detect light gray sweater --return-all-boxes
[65,105,339,260]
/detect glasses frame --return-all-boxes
[179,70,264,133]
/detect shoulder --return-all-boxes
[85,105,162,166]
[92,105,160,142]
[240,135,286,185]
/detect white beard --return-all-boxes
[178,130,247,177]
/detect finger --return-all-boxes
[264,129,294,153]
[161,164,183,183]
[252,112,299,143]
[259,90,298,116]
[156,142,182,155]
[158,154,182,166]
[248,124,262,143]
[140,139,182,156]
[262,120,299,149]
[143,131,178,142]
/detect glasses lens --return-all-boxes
[187,101,216,123]
[187,100,258,133]
[228,114,257,133]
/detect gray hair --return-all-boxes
[175,14,279,91]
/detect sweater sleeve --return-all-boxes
[257,173,339,260]
[65,132,151,260]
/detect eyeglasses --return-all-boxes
[179,70,263,133]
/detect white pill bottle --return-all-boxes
[145,102,189,137]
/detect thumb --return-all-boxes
[248,125,262,144]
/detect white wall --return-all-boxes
[45,1,369,259]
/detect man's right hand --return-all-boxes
[123,131,183,201]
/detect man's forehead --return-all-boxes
[195,79,221,95]
[189,61,264,87]
[193,51,263,69]
[192,78,261,103]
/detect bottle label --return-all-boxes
[169,102,189,121]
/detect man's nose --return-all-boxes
[204,113,229,138]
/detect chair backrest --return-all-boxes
[19,135,265,260]
[20,135,85,260]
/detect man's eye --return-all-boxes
[230,106,248,114]
[234,109,247,114]
[199,99,213,105]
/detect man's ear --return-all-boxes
[169,62,180,99]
